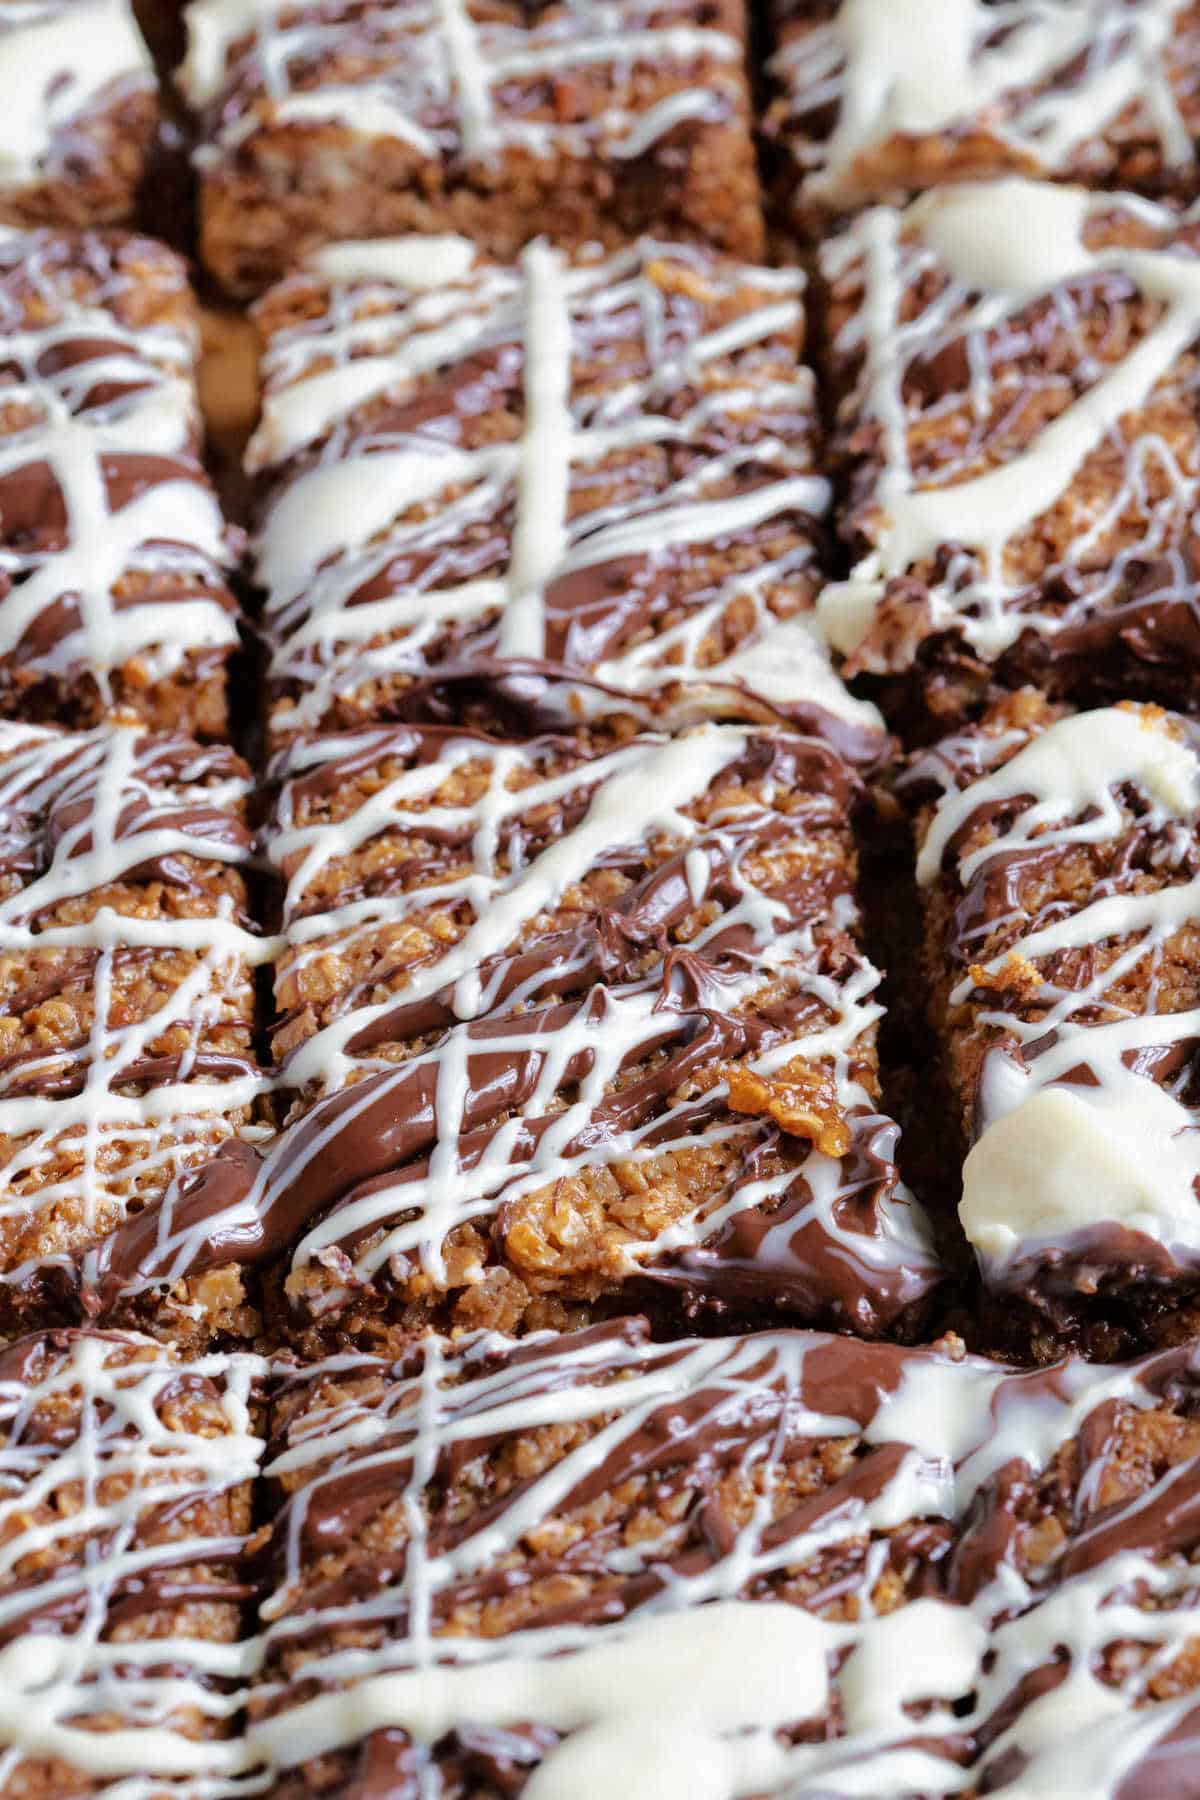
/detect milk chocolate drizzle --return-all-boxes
[247,237,880,752]
[0,228,239,721]
[907,699,1200,1300]
[820,182,1200,700]
[8,1320,1200,1795]
[769,0,1198,212]
[247,1318,1200,1798]
[102,719,939,1336]
[0,721,272,1311]
[0,1327,265,1795]
[182,0,746,183]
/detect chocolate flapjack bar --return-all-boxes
[183,716,940,1349]
[819,179,1200,725]
[0,0,158,231]
[0,721,274,1349]
[0,227,242,737]
[179,0,763,298]
[907,691,1200,1350]
[765,0,1200,238]
[248,235,877,754]
[0,1328,265,1799]
[249,1317,1200,1798]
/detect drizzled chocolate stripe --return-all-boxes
[247,1319,1200,1799]
[9,1323,1200,1792]
[766,0,1200,227]
[180,0,763,290]
[0,721,274,1334]
[818,179,1200,714]
[81,718,939,1336]
[0,1327,266,1797]
[247,235,881,751]
[182,0,745,167]
[906,695,1200,1312]
[0,0,156,225]
[0,227,240,734]
[151,716,936,1341]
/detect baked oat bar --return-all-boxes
[907,690,1200,1350]
[765,0,1200,239]
[144,716,940,1350]
[180,0,763,297]
[0,721,274,1349]
[0,227,242,737]
[249,235,876,755]
[819,179,1200,727]
[0,1327,265,1798]
[0,0,158,230]
[248,1318,1200,1797]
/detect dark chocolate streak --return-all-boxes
[831,214,1200,701]
[999,548,1200,710]
[315,656,887,768]
[195,0,740,154]
[6,1314,1200,1791]
[97,976,928,1336]
[259,253,859,750]
[91,723,938,1334]
[0,1326,256,1652]
[258,1321,924,1645]
[903,704,1200,1309]
[0,230,238,688]
[254,1322,1200,1796]
[0,729,253,895]
[0,727,266,1326]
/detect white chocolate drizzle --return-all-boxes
[181,0,743,173]
[252,721,936,1317]
[916,704,1200,886]
[0,0,153,189]
[915,703,1200,1278]
[248,235,877,740]
[0,1330,268,1798]
[10,1324,1200,1792]
[818,178,1200,668]
[0,229,238,702]
[242,1321,1200,1798]
[772,0,1192,208]
[0,722,274,1292]
[276,722,753,1083]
